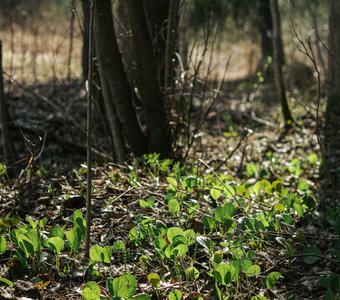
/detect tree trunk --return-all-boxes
[323,0,340,201]
[124,0,172,157]
[259,0,273,61]
[270,0,293,127]
[0,40,15,166]
[94,0,148,161]
[82,0,90,82]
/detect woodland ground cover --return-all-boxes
[0,79,339,300]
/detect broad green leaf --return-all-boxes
[307,153,318,165]
[82,281,101,300]
[170,244,188,258]
[0,236,7,254]
[183,176,197,189]
[266,271,281,289]
[66,227,82,254]
[18,235,35,257]
[49,226,65,239]
[133,294,152,300]
[73,209,86,237]
[107,273,137,299]
[214,263,235,285]
[245,264,261,277]
[171,234,188,246]
[166,177,178,188]
[186,266,200,280]
[246,163,258,177]
[302,246,321,264]
[202,216,216,232]
[45,237,64,253]
[210,187,221,201]
[274,203,285,213]
[90,245,111,263]
[168,199,180,216]
[167,227,185,244]
[147,273,160,287]
[297,180,309,192]
[196,236,215,253]
[251,296,267,300]
[184,229,196,245]
[112,240,126,252]
[168,290,182,300]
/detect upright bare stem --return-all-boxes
[85,0,95,259]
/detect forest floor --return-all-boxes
[0,77,339,300]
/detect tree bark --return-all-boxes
[270,0,293,127]
[259,0,273,61]
[0,40,15,166]
[82,0,90,82]
[323,0,340,201]
[94,0,148,161]
[124,0,172,157]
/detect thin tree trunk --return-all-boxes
[94,0,147,161]
[259,0,273,61]
[0,40,14,165]
[323,0,340,202]
[82,0,90,82]
[270,0,293,127]
[124,0,172,157]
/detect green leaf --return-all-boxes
[246,163,258,177]
[202,216,216,232]
[245,264,261,277]
[186,266,200,280]
[166,177,178,188]
[0,236,7,254]
[214,263,235,285]
[82,281,101,300]
[0,277,14,287]
[90,245,111,264]
[168,199,180,216]
[112,240,126,252]
[251,296,267,300]
[307,153,318,165]
[73,209,86,238]
[196,236,215,253]
[266,271,281,289]
[170,244,188,258]
[302,246,321,264]
[297,180,309,192]
[66,227,82,254]
[45,237,64,253]
[168,290,182,300]
[210,187,222,201]
[167,227,185,244]
[49,226,65,239]
[133,294,152,300]
[274,203,285,213]
[107,273,137,299]
[147,273,160,287]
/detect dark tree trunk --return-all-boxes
[270,0,293,127]
[94,0,148,161]
[259,0,273,61]
[82,0,90,82]
[323,0,340,201]
[124,0,172,157]
[0,40,15,166]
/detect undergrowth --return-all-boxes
[0,140,339,299]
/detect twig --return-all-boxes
[214,128,253,172]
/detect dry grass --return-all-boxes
[1,16,83,84]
